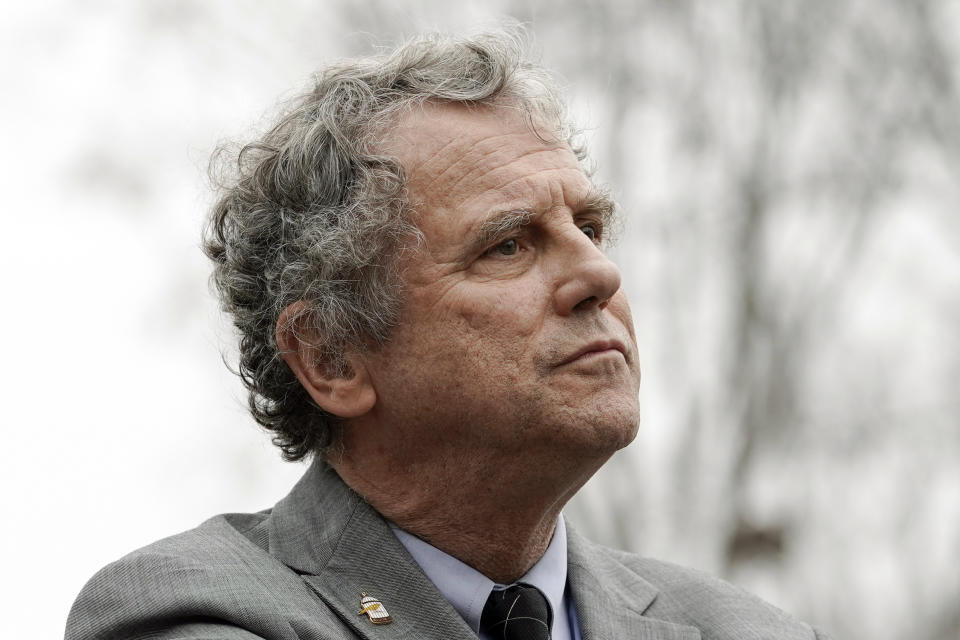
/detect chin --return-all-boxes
[550,400,640,456]
[598,411,641,452]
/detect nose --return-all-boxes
[553,229,623,316]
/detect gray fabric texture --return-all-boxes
[66,460,831,640]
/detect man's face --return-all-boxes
[361,103,641,468]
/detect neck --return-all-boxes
[328,423,605,583]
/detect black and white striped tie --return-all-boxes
[480,583,552,640]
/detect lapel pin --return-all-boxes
[358,592,393,625]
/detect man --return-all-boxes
[67,32,828,639]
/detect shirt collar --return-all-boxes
[391,514,569,635]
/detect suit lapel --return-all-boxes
[567,526,701,640]
[266,462,702,640]
[268,460,476,640]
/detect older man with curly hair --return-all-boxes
[67,30,830,640]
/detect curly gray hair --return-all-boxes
[204,30,584,461]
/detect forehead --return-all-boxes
[381,103,590,243]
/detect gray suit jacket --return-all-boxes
[67,461,829,639]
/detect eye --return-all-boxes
[580,223,601,243]
[487,238,519,257]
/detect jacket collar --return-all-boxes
[567,525,702,639]
[267,460,701,640]
[268,459,477,640]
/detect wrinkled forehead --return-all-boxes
[381,99,562,155]
[379,101,583,213]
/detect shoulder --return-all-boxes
[65,513,345,640]
[595,547,830,640]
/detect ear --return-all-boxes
[275,302,377,419]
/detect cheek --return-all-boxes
[608,292,637,340]
[404,276,549,380]
[608,292,642,385]
[457,291,542,358]
[457,277,546,332]
[609,289,634,321]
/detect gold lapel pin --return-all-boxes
[358,592,393,625]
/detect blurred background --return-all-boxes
[1,1,958,639]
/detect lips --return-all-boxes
[560,339,628,366]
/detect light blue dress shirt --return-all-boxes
[391,515,581,640]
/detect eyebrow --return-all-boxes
[463,186,618,260]
[575,186,617,229]
[468,209,536,257]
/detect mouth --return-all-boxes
[559,339,628,366]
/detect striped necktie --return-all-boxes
[480,583,552,640]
